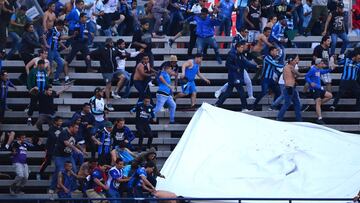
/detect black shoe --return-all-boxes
[315,118,325,125]
[168,39,174,47]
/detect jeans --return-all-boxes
[133,80,152,103]
[196,37,221,61]
[108,188,121,203]
[277,86,302,121]
[11,163,29,191]
[168,10,184,35]
[216,82,248,110]
[87,21,96,44]
[305,5,328,33]
[90,120,106,135]
[236,7,247,31]
[154,93,176,122]
[72,151,84,167]
[218,17,232,36]
[48,49,64,80]
[330,32,349,56]
[50,156,76,190]
[8,32,21,58]
[253,78,281,108]
[271,84,285,108]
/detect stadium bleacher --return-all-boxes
[0,35,359,196]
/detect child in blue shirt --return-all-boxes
[305,58,335,124]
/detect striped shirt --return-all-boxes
[46,27,61,50]
[262,55,284,80]
[340,58,360,81]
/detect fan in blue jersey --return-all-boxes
[106,158,129,203]
[330,50,360,111]
[44,20,74,85]
[128,161,156,198]
[305,58,335,124]
[130,97,155,152]
[174,54,210,110]
[57,161,78,199]
[0,70,16,123]
[92,121,113,165]
[252,46,283,110]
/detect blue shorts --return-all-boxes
[182,81,197,95]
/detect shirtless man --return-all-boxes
[252,27,273,81]
[277,55,302,122]
[133,54,155,103]
[25,49,51,76]
[43,2,57,31]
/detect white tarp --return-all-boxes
[157,103,360,199]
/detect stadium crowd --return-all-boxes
[0,0,359,200]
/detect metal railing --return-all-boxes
[0,197,354,203]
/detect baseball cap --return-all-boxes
[170,55,178,62]
[315,58,325,65]
[104,121,113,128]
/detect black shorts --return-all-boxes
[311,89,326,99]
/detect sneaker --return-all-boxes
[27,118,32,126]
[105,104,114,111]
[216,57,222,64]
[148,81,155,87]
[268,106,274,111]
[111,91,121,99]
[329,106,336,111]
[241,109,253,113]
[301,105,310,112]
[65,79,75,85]
[36,174,41,180]
[247,96,256,100]
[338,54,345,60]
[52,79,61,85]
[315,118,325,125]
[24,107,29,113]
[168,39,174,47]
[214,90,221,98]
[48,189,55,194]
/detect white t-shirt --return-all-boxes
[93,97,105,122]
[103,0,118,13]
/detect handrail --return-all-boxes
[0,197,354,202]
